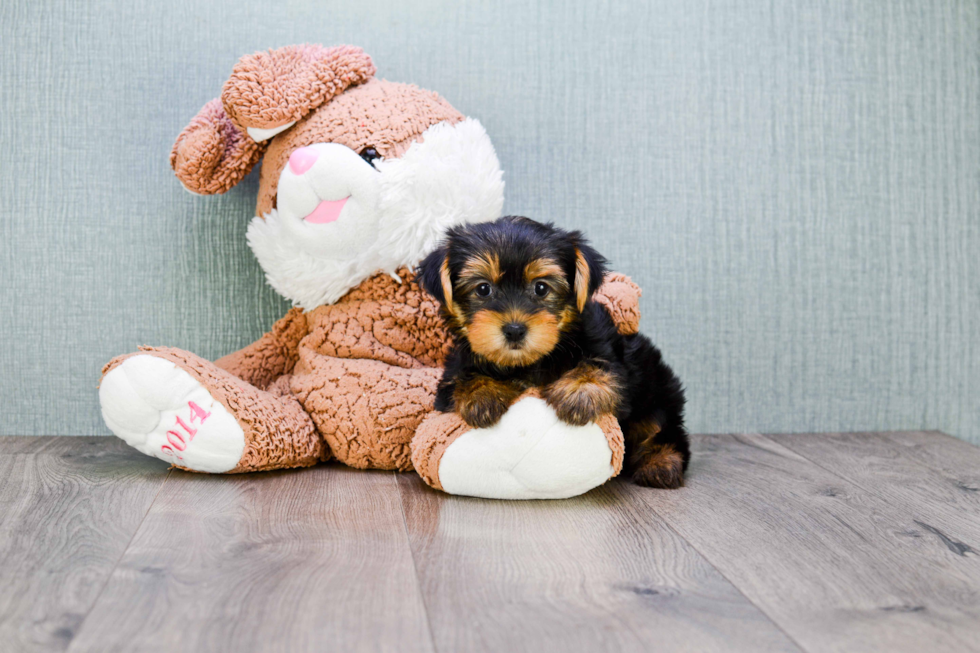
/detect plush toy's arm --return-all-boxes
[214,307,309,390]
[594,273,642,335]
[412,389,624,499]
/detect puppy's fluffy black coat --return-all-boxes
[419,216,689,488]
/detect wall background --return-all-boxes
[1,1,978,442]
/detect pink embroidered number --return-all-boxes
[160,401,211,461]
[166,430,186,451]
[187,401,211,425]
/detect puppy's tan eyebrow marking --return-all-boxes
[523,258,564,283]
[460,252,502,284]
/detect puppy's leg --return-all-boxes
[621,334,690,489]
[543,362,623,426]
[453,375,525,428]
[626,419,688,489]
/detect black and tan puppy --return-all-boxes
[418,216,690,489]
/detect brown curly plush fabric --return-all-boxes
[170,98,264,195]
[288,269,446,470]
[290,352,442,471]
[595,413,626,477]
[410,411,471,491]
[222,44,376,130]
[301,269,452,369]
[214,306,308,389]
[593,273,642,336]
[170,45,376,196]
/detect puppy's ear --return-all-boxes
[570,235,608,312]
[418,245,454,312]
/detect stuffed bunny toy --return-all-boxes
[99,44,642,499]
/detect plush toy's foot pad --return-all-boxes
[420,396,620,500]
[99,354,245,472]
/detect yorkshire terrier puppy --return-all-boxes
[418,216,690,489]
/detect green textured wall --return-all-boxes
[1,0,977,441]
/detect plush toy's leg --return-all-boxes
[289,348,442,472]
[99,347,327,473]
[411,390,624,500]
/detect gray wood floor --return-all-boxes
[1,432,978,653]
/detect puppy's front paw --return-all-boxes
[457,393,511,428]
[453,376,523,429]
[544,365,621,426]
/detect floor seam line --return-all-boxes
[764,432,980,540]
[779,431,968,496]
[649,503,809,652]
[394,473,440,653]
[877,431,979,478]
[748,431,980,651]
[63,467,172,653]
[642,434,813,653]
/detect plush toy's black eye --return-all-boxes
[534,281,549,297]
[476,283,493,297]
[359,147,380,167]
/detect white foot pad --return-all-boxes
[437,397,615,500]
[99,355,245,473]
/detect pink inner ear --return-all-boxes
[288,147,318,175]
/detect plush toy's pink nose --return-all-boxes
[288,147,318,175]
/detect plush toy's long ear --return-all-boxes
[418,245,454,312]
[171,45,375,196]
[170,98,264,195]
[570,233,608,312]
[222,44,376,140]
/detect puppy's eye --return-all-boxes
[533,281,550,297]
[359,147,381,167]
[476,283,493,297]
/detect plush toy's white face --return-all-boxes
[273,142,382,260]
[247,118,505,309]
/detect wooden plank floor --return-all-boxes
[1,432,978,653]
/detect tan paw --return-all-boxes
[543,365,621,426]
[453,376,523,428]
[457,392,512,428]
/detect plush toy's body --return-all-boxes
[99,44,642,499]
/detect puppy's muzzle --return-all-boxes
[502,322,528,344]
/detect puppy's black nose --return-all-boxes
[502,322,528,343]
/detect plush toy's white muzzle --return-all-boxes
[275,142,382,260]
[247,118,504,309]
